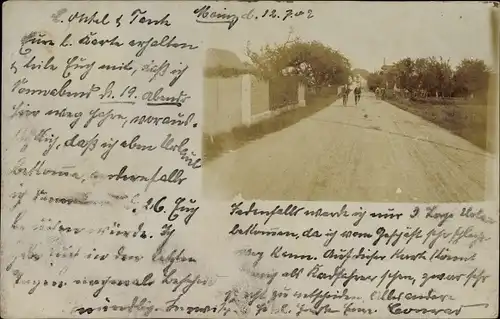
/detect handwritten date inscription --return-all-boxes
[193,5,314,30]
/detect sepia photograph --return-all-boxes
[202,2,497,202]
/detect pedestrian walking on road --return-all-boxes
[354,86,362,105]
[340,84,350,106]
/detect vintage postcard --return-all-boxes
[1,1,499,318]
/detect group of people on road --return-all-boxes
[339,84,362,107]
[338,84,391,106]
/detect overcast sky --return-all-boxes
[205,1,495,71]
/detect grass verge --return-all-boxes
[203,93,339,162]
[386,96,488,151]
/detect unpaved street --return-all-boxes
[203,93,493,202]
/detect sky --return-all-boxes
[205,2,495,71]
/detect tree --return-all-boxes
[413,58,431,97]
[245,33,352,89]
[367,72,384,91]
[372,55,490,101]
[392,57,415,92]
[424,56,453,97]
[352,68,370,79]
[453,58,490,99]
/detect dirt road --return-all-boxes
[203,93,494,202]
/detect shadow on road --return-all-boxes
[203,94,339,163]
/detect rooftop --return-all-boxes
[205,48,249,70]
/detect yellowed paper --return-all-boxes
[1,1,498,318]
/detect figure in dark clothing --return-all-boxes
[340,84,351,106]
[380,87,386,100]
[354,87,362,105]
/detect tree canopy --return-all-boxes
[453,58,490,97]
[246,35,352,88]
[352,68,370,79]
[367,56,491,100]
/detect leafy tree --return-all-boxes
[413,58,431,96]
[425,57,453,97]
[379,56,466,98]
[453,58,491,99]
[392,57,415,92]
[352,68,370,79]
[367,72,384,91]
[246,33,352,89]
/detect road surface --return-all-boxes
[203,93,494,202]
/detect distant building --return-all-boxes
[380,63,398,90]
[381,64,393,72]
